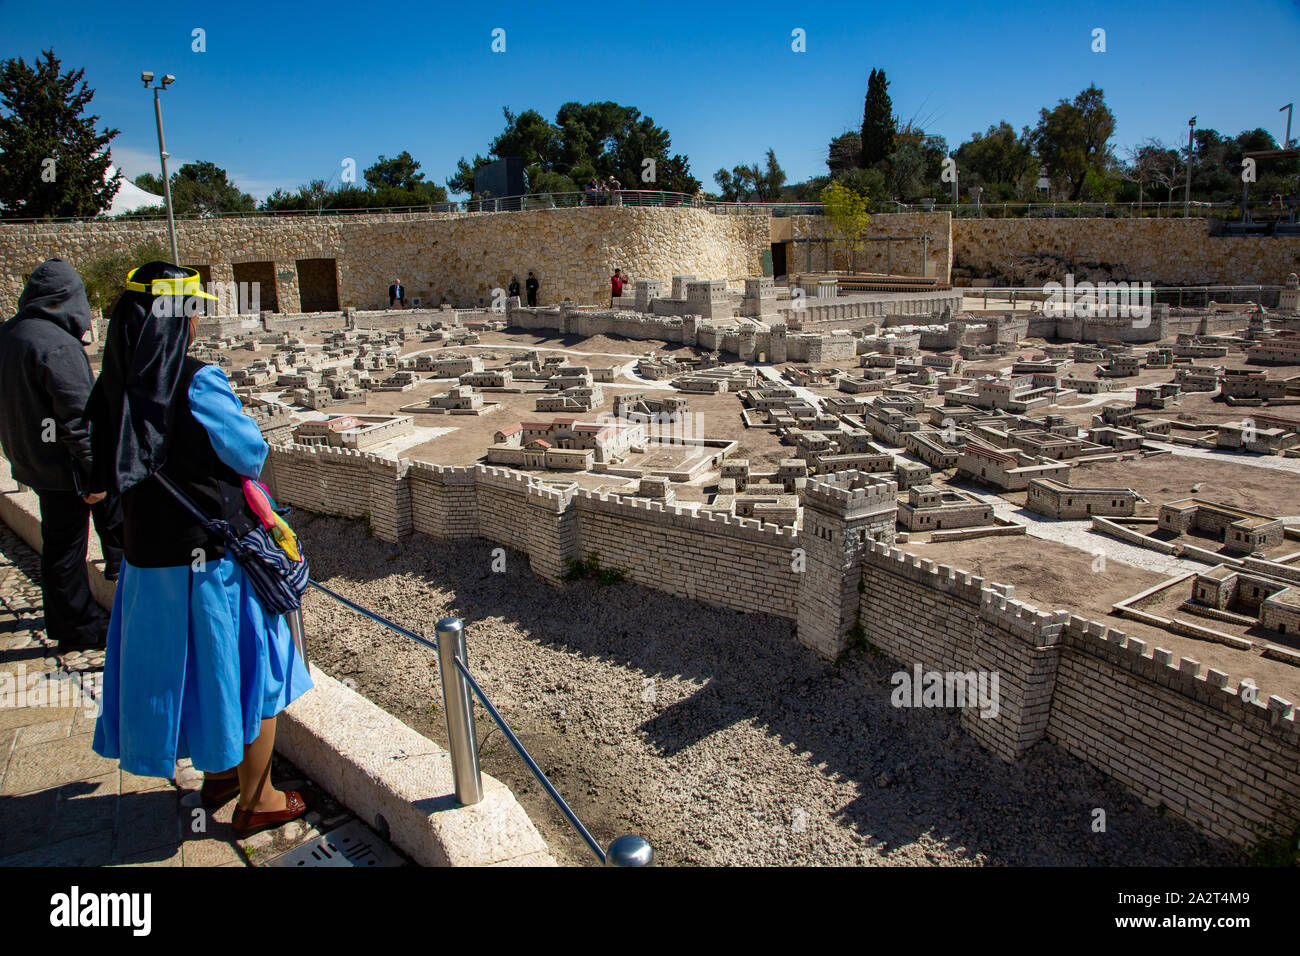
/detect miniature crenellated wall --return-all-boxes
[260,443,1300,851]
[857,540,1300,849]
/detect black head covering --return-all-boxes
[85,262,195,495]
[14,258,92,340]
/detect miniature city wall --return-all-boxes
[262,442,1300,850]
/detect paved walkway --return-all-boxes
[0,522,401,867]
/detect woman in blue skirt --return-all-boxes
[88,262,314,836]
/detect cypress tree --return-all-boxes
[859,68,897,169]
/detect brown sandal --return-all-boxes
[232,789,315,837]
[199,774,241,807]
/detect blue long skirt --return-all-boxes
[92,554,313,778]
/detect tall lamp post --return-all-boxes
[1184,116,1196,218]
[142,71,179,266]
[1280,103,1294,149]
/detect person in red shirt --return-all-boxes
[610,268,627,307]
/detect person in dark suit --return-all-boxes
[388,278,405,309]
[508,276,521,300]
[525,272,539,307]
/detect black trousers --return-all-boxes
[35,489,123,646]
[527,291,537,306]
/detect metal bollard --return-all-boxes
[436,617,483,806]
[287,607,309,671]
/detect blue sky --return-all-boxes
[3,0,1298,200]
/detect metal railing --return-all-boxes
[8,191,1291,225]
[882,199,1259,220]
[305,579,653,867]
[956,284,1284,310]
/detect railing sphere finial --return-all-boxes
[606,834,654,867]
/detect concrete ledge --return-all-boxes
[0,475,556,867]
[281,667,556,867]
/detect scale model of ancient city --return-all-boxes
[3,82,1300,867]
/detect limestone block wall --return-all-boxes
[782,213,953,280]
[952,218,1300,285]
[0,207,769,314]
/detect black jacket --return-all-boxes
[0,259,96,492]
[525,276,539,292]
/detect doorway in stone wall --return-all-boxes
[296,258,339,312]
[231,261,279,313]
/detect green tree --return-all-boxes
[169,161,256,216]
[860,68,896,169]
[820,180,872,261]
[1032,84,1116,201]
[363,151,425,191]
[953,122,1040,200]
[827,131,862,174]
[0,49,119,217]
[134,172,163,194]
[80,239,169,312]
[447,101,701,197]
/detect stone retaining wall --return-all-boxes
[0,207,768,314]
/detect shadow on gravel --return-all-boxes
[298,511,1246,867]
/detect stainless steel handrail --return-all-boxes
[305,579,650,866]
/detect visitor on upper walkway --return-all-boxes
[0,258,124,650]
[388,277,405,309]
[87,262,314,837]
[585,180,599,206]
[607,176,622,206]
[610,268,627,306]
[526,271,539,307]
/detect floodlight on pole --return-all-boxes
[1184,116,1196,218]
[142,71,180,267]
[1281,103,1294,149]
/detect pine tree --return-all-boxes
[0,49,120,218]
[859,68,897,169]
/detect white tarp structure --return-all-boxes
[104,164,163,216]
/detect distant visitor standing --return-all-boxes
[525,271,539,307]
[508,275,521,301]
[388,277,405,309]
[610,268,627,306]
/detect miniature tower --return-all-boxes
[795,471,898,658]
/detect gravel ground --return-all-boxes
[293,512,1243,868]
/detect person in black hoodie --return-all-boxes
[0,259,123,649]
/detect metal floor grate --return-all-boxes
[264,820,405,867]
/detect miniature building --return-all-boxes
[955,441,1071,491]
[1216,415,1300,454]
[536,385,603,412]
[292,414,414,451]
[489,418,646,467]
[427,385,484,412]
[429,356,483,377]
[1158,499,1286,555]
[1025,478,1140,519]
[896,484,993,531]
[460,369,513,389]
[1191,565,1300,634]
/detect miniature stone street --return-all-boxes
[0,524,405,867]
